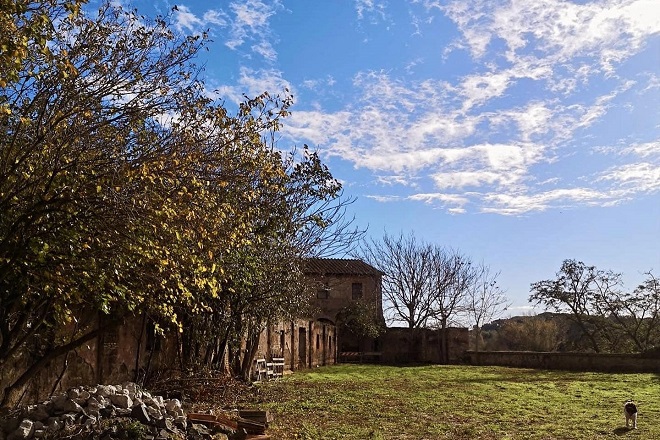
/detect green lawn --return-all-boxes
[248,364,660,439]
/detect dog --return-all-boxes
[624,400,637,429]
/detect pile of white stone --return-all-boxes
[0,383,188,440]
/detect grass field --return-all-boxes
[248,364,660,439]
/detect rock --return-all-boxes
[27,404,50,422]
[164,399,181,414]
[96,385,115,397]
[61,414,77,426]
[110,393,133,409]
[174,415,187,430]
[51,395,69,413]
[153,396,165,408]
[131,404,151,425]
[155,418,174,431]
[96,396,109,408]
[9,419,33,440]
[157,428,172,440]
[1,383,190,440]
[187,423,211,440]
[67,388,81,400]
[62,399,83,413]
[85,406,100,418]
[146,405,162,419]
[47,417,63,431]
[115,408,132,417]
[99,406,116,418]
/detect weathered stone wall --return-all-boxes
[380,327,469,364]
[255,319,337,374]
[466,350,660,373]
[310,273,383,323]
[2,316,178,407]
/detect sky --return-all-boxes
[114,0,658,314]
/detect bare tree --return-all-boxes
[357,232,435,328]
[466,264,510,353]
[428,248,478,362]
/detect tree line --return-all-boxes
[528,259,659,354]
[357,232,659,357]
[0,1,361,407]
[476,260,659,354]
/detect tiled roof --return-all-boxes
[305,258,383,276]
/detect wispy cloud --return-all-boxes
[355,0,388,23]
[173,1,281,61]
[276,0,659,215]
[207,67,293,105]
[173,5,228,33]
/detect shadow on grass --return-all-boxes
[612,427,635,436]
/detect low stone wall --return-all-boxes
[380,327,469,364]
[466,351,660,373]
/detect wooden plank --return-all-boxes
[187,412,238,431]
[239,410,273,424]
[237,417,267,435]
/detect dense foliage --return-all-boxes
[0,1,358,406]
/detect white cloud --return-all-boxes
[355,0,388,22]
[408,192,470,211]
[598,162,660,194]
[443,0,660,69]
[207,67,293,105]
[173,5,206,33]
[271,1,659,215]
[621,141,660,158]
[481,188,611,215]
[226,0,281,54]
[173,1,280,61]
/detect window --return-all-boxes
[352,282,363,300]
[316,334,320,349]
[317,289,329,299]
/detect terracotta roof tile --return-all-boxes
[304,258,383,276]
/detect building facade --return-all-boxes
[254,258,385,373]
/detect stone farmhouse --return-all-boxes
[254,258,385,371]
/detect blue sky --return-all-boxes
[118,0,658,313]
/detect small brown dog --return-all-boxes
[624,400,637,429]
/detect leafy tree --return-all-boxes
[0,3,214,406]
[0,0,339,405]
[529,260,660,354]
[592,271,660,352]
[1,0,85,88]
[529,260,618,353]
[336,300,385,340]
[1,0,364,404]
